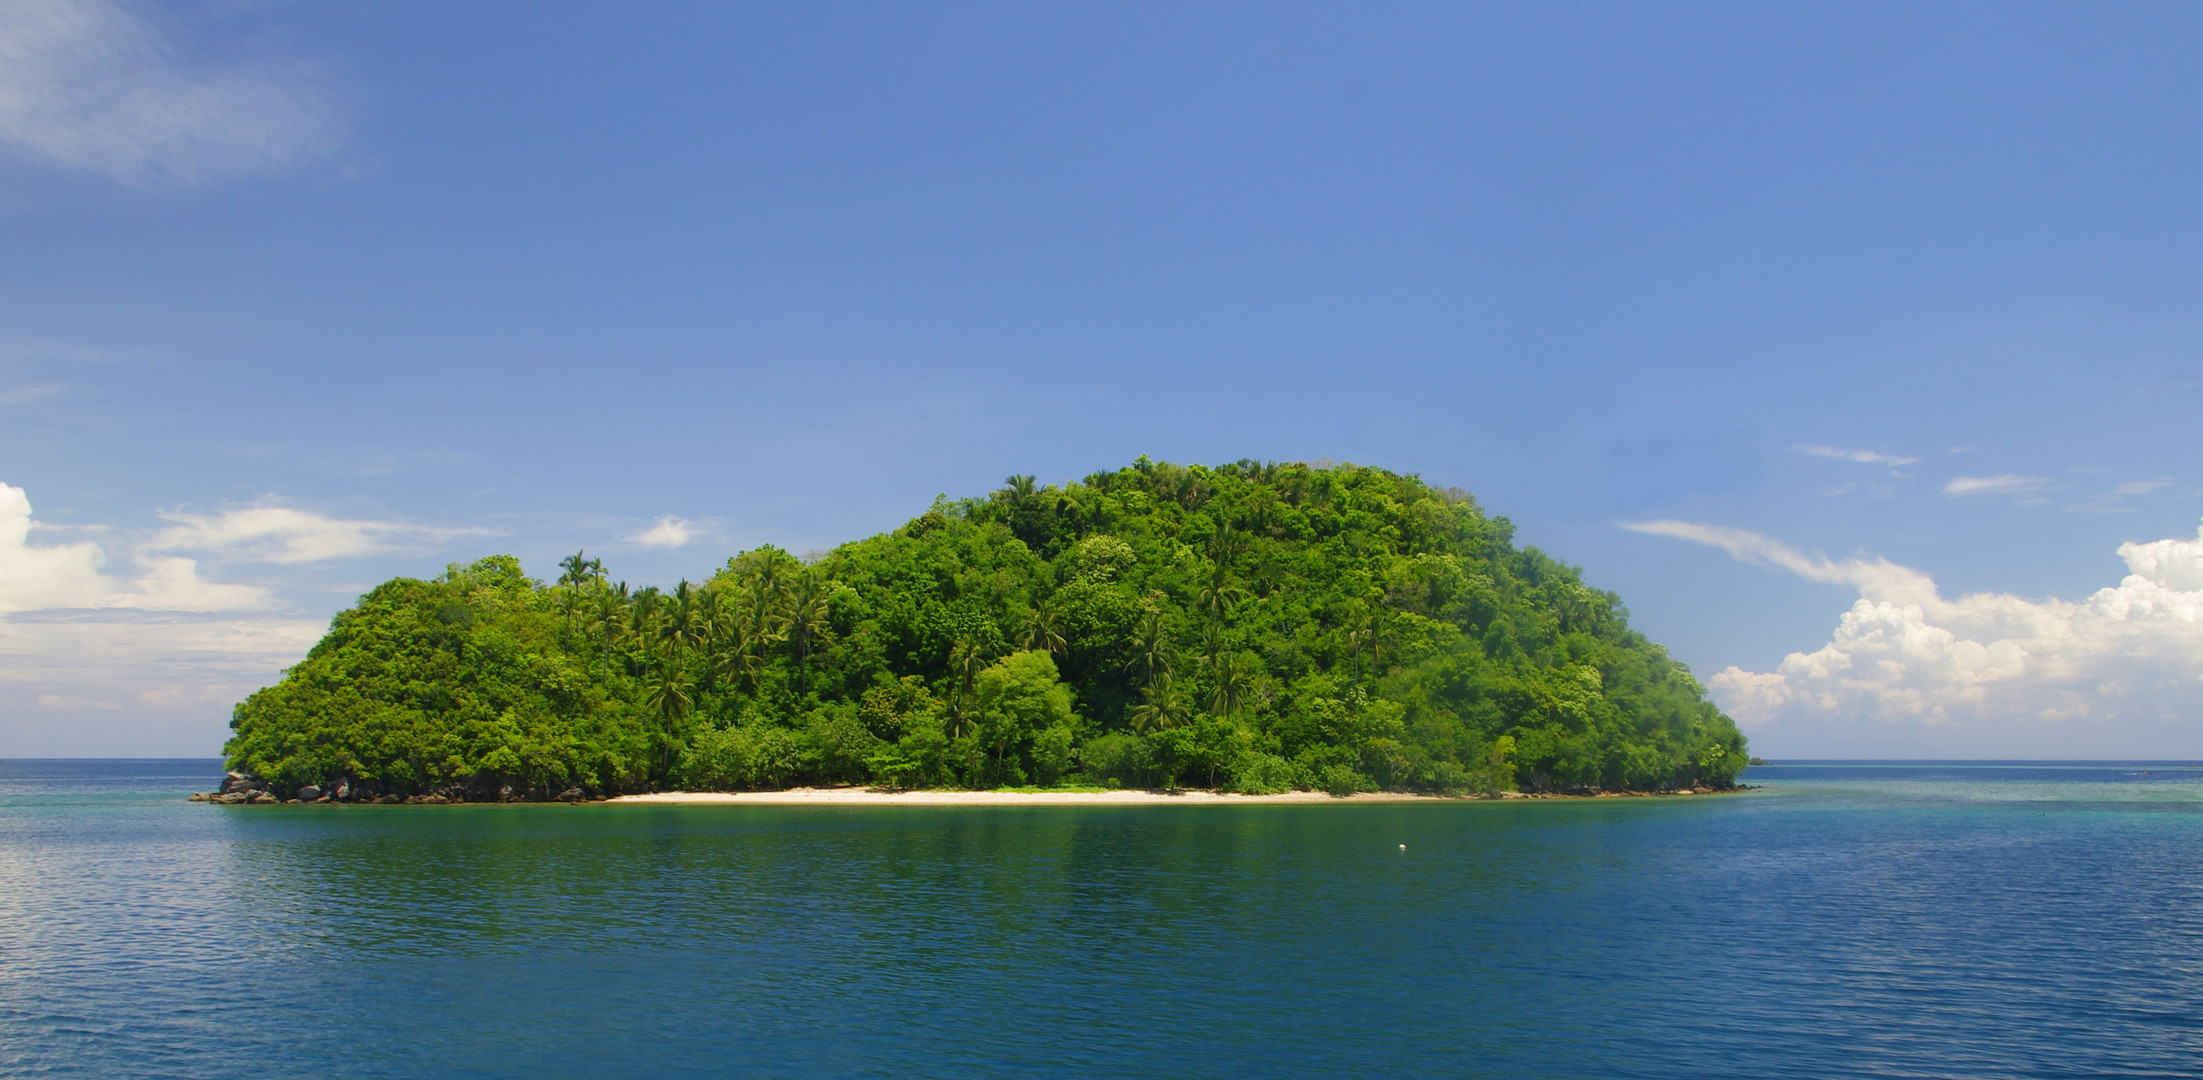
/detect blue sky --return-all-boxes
[3,1,2201,757]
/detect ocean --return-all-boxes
[2,759,2200,1078]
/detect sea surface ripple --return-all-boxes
[3,760,2201,1078]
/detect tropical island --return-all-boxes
[214,458,1748,803]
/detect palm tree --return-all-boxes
[583,585,628,677]
[1018,598,1065,656]
[946,638,988,738]
[1131,608,1171,690]
[1199,626,1233,690]
[782,571,831,695]
[1363,603,1394,679]
[742,580,784,646]
[1003,474,1037,501]
[1128,671,1191,734]
[555,550,604,628]
[1345,623,1372,684]
[1207,522,1247,569]
[1195,564,1247,626]
[1208,652,1258,719]
[711,615,763,694]
[557,550,604,589]
[660,580,707,655]
[643,662,694,777]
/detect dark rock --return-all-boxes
[557,787,584,803]
[248,791,278,804]
[297,785,323,802]
[218,771,264,795]
[215,791,249,804]
[187,792,210,802]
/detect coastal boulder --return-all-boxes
[218,771,264,796]
[297,785,323,802]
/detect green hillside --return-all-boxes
[225,458,1747,799]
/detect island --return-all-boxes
[209,458,1748,804]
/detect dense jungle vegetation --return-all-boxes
[225,458,1748,799]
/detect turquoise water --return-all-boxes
[4,761,2202,1078]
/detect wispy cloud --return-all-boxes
[0,0,340,185]
[627,515,696,549]
[0,382,64,405]
[151,505,488,564]
[1796,445,1918,467]
[2067,478,2175,515]
[1619,520,1934,601]
[1943,474,2051,498]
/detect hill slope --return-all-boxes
[226,459,1747,799]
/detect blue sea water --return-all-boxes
[3,761,2202,1078]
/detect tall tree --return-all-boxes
[1128,670,1191,734]
[782,571,831,696]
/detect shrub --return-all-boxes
[1225,752,1303,795]
[1318,763,1372,798]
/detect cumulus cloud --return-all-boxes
[1632,517,2203,754]
[0,479,492,754]
[0,481,261,613]
[628,515,696,549]
[1944,474,2052,498]
[151,505,485,564]
[1797,445,1918,467]
[0,0,339,184]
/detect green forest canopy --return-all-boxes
[226,458,1748,799]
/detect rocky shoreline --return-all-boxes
[189,771,609,805]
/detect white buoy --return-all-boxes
[1399,844,1407,852]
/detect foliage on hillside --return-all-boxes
[226,459,1748,798]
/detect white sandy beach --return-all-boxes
[597,787,1704,805]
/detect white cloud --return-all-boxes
[1632,518,2203,755]
[151,505,484,564]
[0,0,338,185]
[2113,479,2172,497]
[1620,519,1935,601]
[0,480,496,754]
[1,480,263,613]
[628,515,696,549]
[2068,478,2176,515]
[5,483,504,621]
[1797,445,1919,467]
[1944,474,2052,498]
[0,610,327,754]
[0,382,64,404]
[0,480,115,611]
